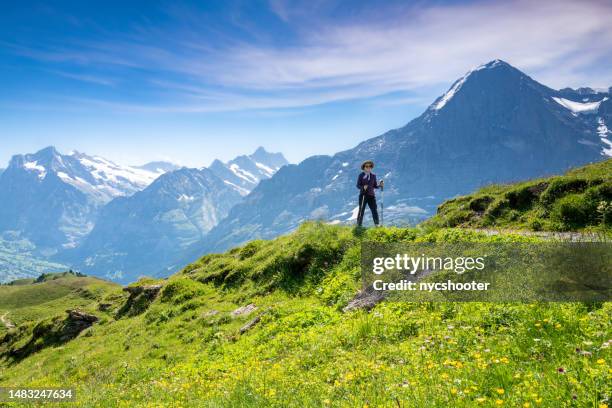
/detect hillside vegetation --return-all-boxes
[0,272,120,335]
[425,159,612,232]
[0,222,610,407]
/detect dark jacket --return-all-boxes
[356,172,379,196]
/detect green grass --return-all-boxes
[0,272,120,333]
[0,224,609,407]
[425,159,612,232]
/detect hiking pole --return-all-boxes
[380,181,384,227]
[357,190,366,226]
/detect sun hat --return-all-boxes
[361,160,374,170]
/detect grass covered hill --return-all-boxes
[0,271,119,336]
[425,158,612,232]
[0,223,610,407]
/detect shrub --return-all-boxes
[468,195,494,212]
[550,193,597,229]
[161,279,207,304]
[239,240,264,260]
[505,186,537,210]
[540,178,588,205]
[483,198,509,221]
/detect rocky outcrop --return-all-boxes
[239,316,261,334]
[342,287,387,312]
[343,269,435,312]
[5,309,99,361]
[123,284,163,298]
[231,303,257,317]
[62,309,98,340]
[98,302,113,311]
[117,284,163,318]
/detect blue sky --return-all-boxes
[1,0,611,168]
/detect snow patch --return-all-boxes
[597,117,612,157]
[229,164,258,183]
[347,205,360,221]
[223,180,250,196]
[341,162,349,167]
[552,97,606,114]
[386,204,428,215]
[23,161,46,180]
[77,155,161,188]
[177,194,195,202]
[254,162,275,176]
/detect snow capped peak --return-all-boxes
[431,60,515,111]
[432,69,476,111]
[10,147,169,202]
[208,147,289,196]
[480,59,508,69]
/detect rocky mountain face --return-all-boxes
[209,147,289,195]
[199,60,611,253]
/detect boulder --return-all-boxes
[239,316,261,334]
[231,303,257,317]
[62,309,99,339]
[98,302,113,311]
[123,284,163,298]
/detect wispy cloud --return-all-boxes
[6,0,612,112]
[48,70,116,86]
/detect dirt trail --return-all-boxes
[469,228,609,241]
[1,312,15,329]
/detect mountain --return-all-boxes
[0,147,168,279]
[199,60,612,253]
[66,147,287,283]
[209,147,289,195]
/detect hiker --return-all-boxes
[356,160,384,227]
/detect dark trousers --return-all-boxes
[357,194,379,226]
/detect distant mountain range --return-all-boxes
[0,146,288,283]
[0,147,170,253]
[198,60,611,253]
[1,59,610,283]
[64,148,288,282]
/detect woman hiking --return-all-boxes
[356,160,384,227]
